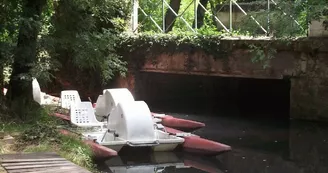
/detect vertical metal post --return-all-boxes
[131,0,139,33]
[229,0,232,32]
[162,0,165,32]
[267,0,270,36]
[194,0,198,29]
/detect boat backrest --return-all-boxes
[97,88,134,116]
[32,78,42,105]
[2,88,7,95]
[70,101,102,127]
[94,91,111,116]
[60,90,81,109]
[108,101,156,143]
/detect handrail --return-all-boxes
[134,0,304,35]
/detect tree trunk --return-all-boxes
[164,0,182,33]
[193,0,209,29]
[6,0,47,120]
[0,55,3,101]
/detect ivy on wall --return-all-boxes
[116,32,285,70]
[117,32,232,58]
[248,43,277,69]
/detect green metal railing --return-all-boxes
[131,0,304,36]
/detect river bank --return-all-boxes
[0,106,97,173]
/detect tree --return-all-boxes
[6,0,47,119]
[46,0,129,99]
[236,0,327,37]
[193,0,209,29]
[0,0,21,99]
[164,0,182,32]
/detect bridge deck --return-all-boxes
[0,152,91,173]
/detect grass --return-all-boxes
[0,105,98,173]
[13,135,96,171]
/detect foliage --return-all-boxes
[1,105,96,171]
[118,32,233,61]
[137,0,327,37]
[18,106,63,143]
[0,0,57,87]
[138,0,223,33]
[0,0,21,86]
[49,0,131,84]
[138,0,165,32]
[236,0,327,38]
[1,0,132,92]
[248,43,277,69]
[19,121,59,143]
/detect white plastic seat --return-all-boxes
[94,93,109,116]
[70,101,104,129]
[60,90,81,109]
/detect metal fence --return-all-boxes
[131,0,305,36]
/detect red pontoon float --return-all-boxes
[59,129,118,159]
[152,113,205,131]
[164,126,231,156]
[93,103,205,132]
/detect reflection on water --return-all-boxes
[97,151,221,173]
[97,113,328,173]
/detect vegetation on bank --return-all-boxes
[0,105,96,172]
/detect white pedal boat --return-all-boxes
[94,88,163,123]
[70,100,184,153]
[31,78,184,130]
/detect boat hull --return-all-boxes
[58,129,118,159]
[103,142,180,153]
[102,144,125,153]
[84,140,118,159]
[152,143,180,152]
[163,126,231,156]
[182,136,231,156]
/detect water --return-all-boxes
[97,113,328,173]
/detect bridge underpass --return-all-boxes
[134,72,291,120]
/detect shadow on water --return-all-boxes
[97,72,328,172]
[97,117,328,173]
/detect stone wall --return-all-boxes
[309,19,328,37]
[290,52,328,120]
[120,38,328,121]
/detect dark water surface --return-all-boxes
[97,112,328,173]
[96,72,326,172]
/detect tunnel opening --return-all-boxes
[135,72,291,121]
